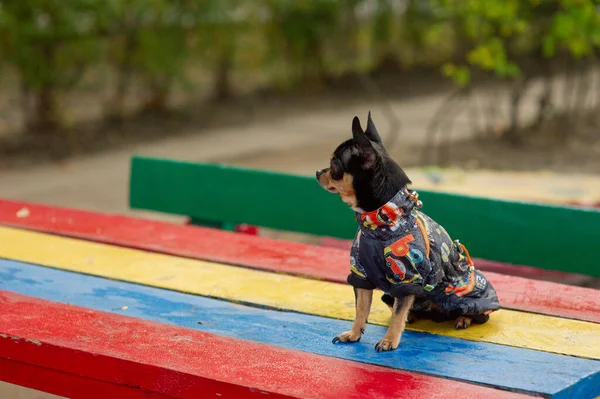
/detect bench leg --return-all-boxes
[187,218,258,235]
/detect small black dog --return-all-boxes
[316,113,500,352]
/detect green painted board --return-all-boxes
[129,156,600,277]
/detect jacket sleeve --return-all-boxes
[346,229,375,290]
[347,258,376,290]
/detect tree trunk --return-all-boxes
[212,40,235,102]
[19,80,34,131]
[505,78,529,145]
[310,39,329,84]
[534,75,553,129]
[32,84,60,133]
[108,32,137,121]
[141,75,171,114]
[29,44,61,134]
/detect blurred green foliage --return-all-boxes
[0,0,598,133]
[434,0,600,85]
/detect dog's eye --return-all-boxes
[330,163,343,180]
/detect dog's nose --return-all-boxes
[316,170,323,179]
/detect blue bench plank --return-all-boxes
[1,259,599,398]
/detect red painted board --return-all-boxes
[0,199,599,324]
[0,359,173,399]
[568,201,600,209]
[0,291,530,399]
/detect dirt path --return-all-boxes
[0,382,65,399]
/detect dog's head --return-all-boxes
[316,112,411,212]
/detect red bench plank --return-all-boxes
[0,199,599,324]
[0,359,170,399]
[0,290,529,399]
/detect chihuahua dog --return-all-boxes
[316,113,500,352]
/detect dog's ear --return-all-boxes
[365,111,383,144]
[352,116,376,169]
[352,116,366,141]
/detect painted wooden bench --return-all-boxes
[0,199,599,398]
[128,156,600,280]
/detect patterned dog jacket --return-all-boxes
[347,187,500,319]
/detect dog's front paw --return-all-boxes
[374,336,400,352]
[332,329,363,344]
[454,316,472,329]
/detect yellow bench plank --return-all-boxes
[0,226,598,360]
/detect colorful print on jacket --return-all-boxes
[347,187,500,318]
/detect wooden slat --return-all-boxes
[0,290,533,399]
[1,199,599,323]
[0,360,167,399]
[0,226,598,360]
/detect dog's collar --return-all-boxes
[356,187,422,235]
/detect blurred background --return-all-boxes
[0,0,599,216]
[1,2,599,396]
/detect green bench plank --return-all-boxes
[129,156,600,277]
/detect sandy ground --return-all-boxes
[0,382,65,399]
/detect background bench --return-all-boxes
[129,156,600,279]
